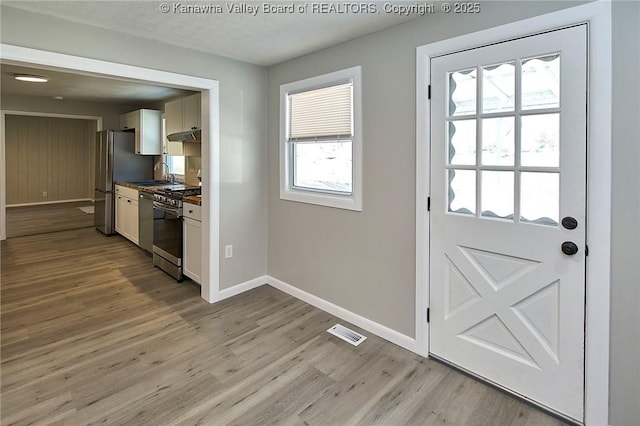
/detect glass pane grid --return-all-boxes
[447,119,477,166]
[522,54,560,111]
[446,55,561,226]
[482,62,515,113]
[448,169,476,215]
[448,68,477,117]
[481,117,515,166]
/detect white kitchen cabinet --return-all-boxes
[164,93,201,156]
[119,112,136,130]
[183,202,202,283]
[164,98,183,137]
[164,93,201,145]
[164,98,185,155]
[119,109,162,155]
[165,140,184,156]
[182,93,201,131]
[115,185,139,245]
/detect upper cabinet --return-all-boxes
[165,93,201,156]
[164,98,184,137]
[182,93,201,131]
[119,109,162,155]
[165,93,201,136]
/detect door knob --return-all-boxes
[561,241,579,255]
[562,216,578,230]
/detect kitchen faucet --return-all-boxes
[154,161,176,183]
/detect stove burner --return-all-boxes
[155,186,201,197]
[153,187,201,208]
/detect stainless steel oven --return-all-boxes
[152,200,183,281]
[152,186,201,281]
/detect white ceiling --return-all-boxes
[2,0,423,66]
[1,1,428,104]
[1,64,195,104]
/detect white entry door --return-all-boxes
[429,26,587,422]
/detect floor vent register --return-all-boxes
[327,324,367,346]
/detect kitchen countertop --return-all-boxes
[115,181,191,193]
[116,181,202,205]
[116,181,167,193]
[183,195,202,206]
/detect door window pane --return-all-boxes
[482,62,515,113]
[481,171,514,219]
[448,169,476,215]
[521,172,559,226]
[482,117,515,166]
[449,120,476,165]
[522,54,560,110]
[293,141,352,193]
[449,69,477,116]
[521,114,559,167]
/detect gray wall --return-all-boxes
[610,1,640,424]
[0,6,268,290]
[267,0,580,338]
[267,1,638,424]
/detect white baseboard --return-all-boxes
[7,198,92,208]
[218,275,268,300]
[267,275,416,353]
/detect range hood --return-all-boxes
[167,129,201,142]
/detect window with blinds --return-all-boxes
[280,66,362,211]
[288,82,353,141]
[286,80,355,195]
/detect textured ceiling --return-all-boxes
[3,0,425,66]
[1,1,429,103]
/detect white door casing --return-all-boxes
[429,25,587,422]
[0,43,220,304]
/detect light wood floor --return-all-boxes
[1,228,565,425]
[6,201,95,238]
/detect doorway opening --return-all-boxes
[0,44,221,303]
[415,2,612,424]
[3,113,100,238]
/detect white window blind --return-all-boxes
[288,82,353,141]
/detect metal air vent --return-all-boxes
[327,324,367,346]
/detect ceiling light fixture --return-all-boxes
[53,96,64,100]
[14,74,48,83]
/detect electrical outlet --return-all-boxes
[225,245,233,259]
[42,191,48,198]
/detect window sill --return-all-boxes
[280,187,362,211]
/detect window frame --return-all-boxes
[279,66,362,211]
[166,155,185,179]
[161,115,185,182]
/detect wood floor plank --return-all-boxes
[2,390,76,426]
[5,201,94,238]
[298,348,409,425]
[1,227,567,425]
[227,366,335,425]
[354,356,451,425]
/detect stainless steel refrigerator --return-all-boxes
[94,130,153,235]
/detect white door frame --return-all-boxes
[0,44,222,303]
[415,2,611,425]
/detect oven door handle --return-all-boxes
[153,201,181,216]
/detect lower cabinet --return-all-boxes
[115,185,139,245]
[183,203,202,283]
